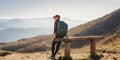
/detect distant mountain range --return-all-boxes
[0,18,86,42]
[0,27,52,42]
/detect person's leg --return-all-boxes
[51,39,56,57]
[54,42,61,56]
[50,36,64,58]
[53,36,65,56]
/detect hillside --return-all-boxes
[68,8,120,48]
[69,8,120,36]
[0,8,120,53]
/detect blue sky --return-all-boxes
[0,0,120,21]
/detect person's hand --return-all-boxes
[66,34,68,38]
[54,33,56,38]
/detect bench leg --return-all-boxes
[64,41,71,57]
[90,39,96,57]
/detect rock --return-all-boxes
[113,57,117,60]
[0,52,11,56]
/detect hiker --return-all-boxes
[50,15,68,59]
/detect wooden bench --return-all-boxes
[55,36,104,57]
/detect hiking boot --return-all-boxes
[49,56,55,59]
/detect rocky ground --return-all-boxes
[0,49,120,60]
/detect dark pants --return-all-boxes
[51,36,64,57]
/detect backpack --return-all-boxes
[56,21,68,37]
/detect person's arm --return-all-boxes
[53,21,57,38]
[54,33,56,38]
[65,34,68,38]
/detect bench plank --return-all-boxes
[55,36,103,42]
